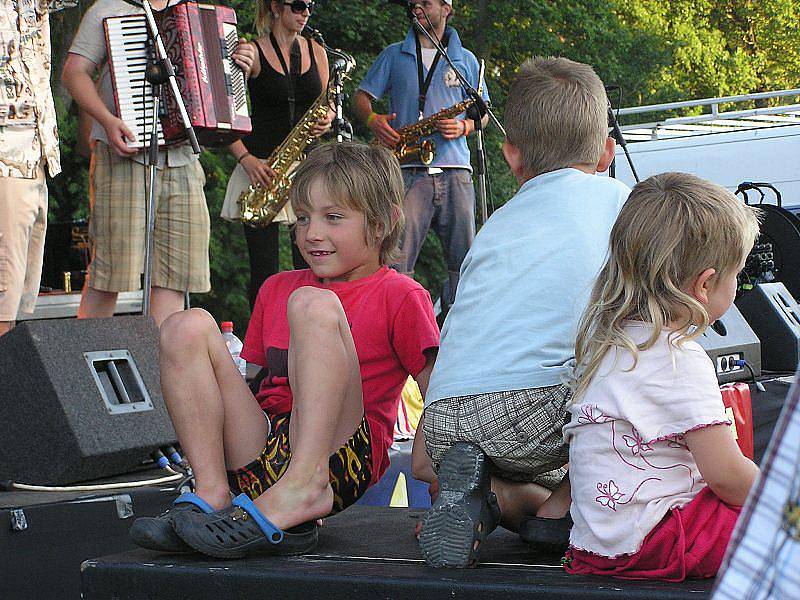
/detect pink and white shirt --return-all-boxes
[563,322,729,557]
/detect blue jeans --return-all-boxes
[397,168,476,304]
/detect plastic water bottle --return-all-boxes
[221,321,247,378]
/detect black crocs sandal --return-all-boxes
[419,442,501,568]
[518,513,573,554]
[130,492,216,553]
[173,493,319,559]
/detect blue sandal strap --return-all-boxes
[232,494,285,544]
[174,492,215,514]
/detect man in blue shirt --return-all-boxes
[354,0,488,305]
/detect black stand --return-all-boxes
[606,88,639,182]
[140,0,200,316]
[331,59,353,143]
[404,6,501,227]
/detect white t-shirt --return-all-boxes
[563,322,729,557]
[426,168,630,406]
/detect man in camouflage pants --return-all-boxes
[0,0,61,337]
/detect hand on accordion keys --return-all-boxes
[104,116,138,158]
[231,38,255,79]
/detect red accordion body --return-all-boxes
[104,2,251,148]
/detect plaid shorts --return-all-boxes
[227,412,373,513]
[88,142,211,293]
[423,385,571,489]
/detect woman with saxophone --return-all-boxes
[222,0,333,309]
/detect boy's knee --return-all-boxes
[287,287,342,327]
[160,307,216,352]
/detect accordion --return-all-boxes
[104,2,251,149]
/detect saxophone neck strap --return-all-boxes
[414,29,450,120]
[269,32,302,125]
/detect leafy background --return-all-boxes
[46,0,800,331]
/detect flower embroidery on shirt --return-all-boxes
[578,405,614,425]
[622,427,653,456]
[595,477,661,512]
[595,480,625,511]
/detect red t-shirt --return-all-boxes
[241,266,440,484]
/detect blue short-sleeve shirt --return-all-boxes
[358,27,489,170]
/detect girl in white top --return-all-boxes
[563,172,761,580]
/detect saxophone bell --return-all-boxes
[396,139,435,166]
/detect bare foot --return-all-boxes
[192,485,233,512]
[253,469,333,531]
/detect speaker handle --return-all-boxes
[735,181,782,207]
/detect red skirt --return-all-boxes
[564,486,741,581]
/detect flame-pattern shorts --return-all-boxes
[226,411,373,513]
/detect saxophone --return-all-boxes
[238,49,355,227]
[390,98,475,165]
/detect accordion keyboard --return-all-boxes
[104,15,166,149]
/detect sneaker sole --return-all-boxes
[419,443,488,568]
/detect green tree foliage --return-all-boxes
[47,0,800,330]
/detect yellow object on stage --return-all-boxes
[390,472,409,508]
[395,376,423,440]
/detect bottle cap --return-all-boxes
[220,321,233,332]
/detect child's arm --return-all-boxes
[411,350,437,484]
[411,417,436,484]
[685,424,759,506]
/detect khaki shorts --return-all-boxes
[423,385,571,490]
[88,142,211,293]
[0,168,47,321]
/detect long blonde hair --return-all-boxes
[570,172,760,400]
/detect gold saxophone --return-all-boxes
[238,51,355,227]
[389,98,475,165]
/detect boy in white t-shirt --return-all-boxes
[564,172,760,580]
[413,57,630,568]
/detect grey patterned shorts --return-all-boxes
[423,385,571,490]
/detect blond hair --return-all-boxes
[504,57,608,178]
[290,142,405,265]
[570,172,761,400]
[256,0,278,36]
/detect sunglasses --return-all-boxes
[283,0,315,14]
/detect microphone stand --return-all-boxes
[331,61,352,142]
[605,89,639,182]
[302,27,354,143]
[405,7,501,227]
[139,0,201,317]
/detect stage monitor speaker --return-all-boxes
[736,282,800,372]
[697,304,761,384]
[0,316,176,485]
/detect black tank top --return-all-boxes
[242,37,323,158]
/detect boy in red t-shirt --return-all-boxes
[130,143,440,558]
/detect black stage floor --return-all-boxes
[4,378,789,600]
[82,505,714,600]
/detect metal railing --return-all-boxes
[615,89,800,141]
